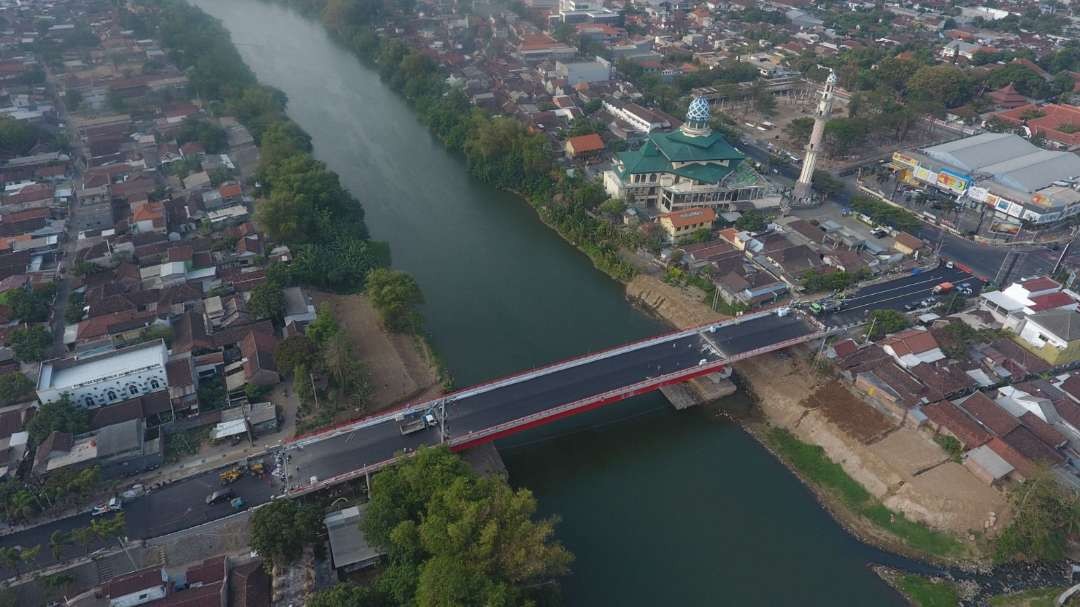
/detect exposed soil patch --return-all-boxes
[802,379,895,444]
[311,291,442,410]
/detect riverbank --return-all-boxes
[311,291,444,412]
[622,271,1005,565]
[875,566,1074,606]
[264,0,999,565]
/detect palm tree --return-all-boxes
[49,530,71,561]
[19,545,40,570]
[0,547,20,575]
[8,490,36,522]
[72,527,95,555]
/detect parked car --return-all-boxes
[206,489,235,505]
[91,497,122,517]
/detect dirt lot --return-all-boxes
[739,352,1007,537]
[625,277,1008,543]
[312,291,442,410]
[626,274,728,327]
[802,380,894,444]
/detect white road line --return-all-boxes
[843,272,973,302]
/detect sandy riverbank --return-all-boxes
[311,291,443,412]
[624,273,1006,564]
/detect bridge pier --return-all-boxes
[660,372,737,410]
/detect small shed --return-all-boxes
[325,505,383,573]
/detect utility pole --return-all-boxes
[439,399,447,444]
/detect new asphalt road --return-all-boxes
[287,313,817,485]
[827,265,983,326]
[0,313,817,577]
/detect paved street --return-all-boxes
[0,312,816,577]
[287,312,816,485]
[828,265,982,326]
[0,461,276,575]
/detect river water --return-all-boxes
[191,1,911,602]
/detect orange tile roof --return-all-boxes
[566,133,604,154]
[662,207,717,229]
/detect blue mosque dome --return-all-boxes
[682,96,712,137]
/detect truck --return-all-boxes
[932,282,954,294]
[397,411,436,435]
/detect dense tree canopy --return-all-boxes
[365,268,424,333]
[995,469,1080,562]
[249,499,324,567]
[357,447,572,607]
[26,396,90,444]
[176,117,229,153]
[0,373,33,407]
[9,325,51,362]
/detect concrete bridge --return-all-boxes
[284,309,828,496]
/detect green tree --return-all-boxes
[784,116,814,142]
[248,282,286,323]
[90,512,125,541]
[598,198,626,217]
[0,547,19,574]
[811,170,844,198]
[49,530,72,560]
[306,302,339,346]
[865,309,910,340]
[0,372,33,406]
[323,331,369,399]
[8,325,51,362]
[995,468,1080,562]
[72,526,96,554]
[176,117,229,153]
[308,584,393,607]
[26,395,90,444]
[734,210,766,232]
[275,335,316,377]
[249,499,323,567]
[364,447,572,605]
[907,64,973,108]
[63,90,83,111]
[5,284,54,323]
[365,268,424,333]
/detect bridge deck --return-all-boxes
[286,312,818,492]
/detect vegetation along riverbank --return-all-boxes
[224,0,1080,580]
[137,0,450,428]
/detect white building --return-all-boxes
[892,133,1080,225]
[1017,308,1080,352]
[37,341,169,409]
[979,276,1078,330]
[554,59,611,87]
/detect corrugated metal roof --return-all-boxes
[923,133,1028,172]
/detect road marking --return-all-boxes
[843,271,972,302]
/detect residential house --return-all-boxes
[881,328,946,368]
[564,133,605,158]
[1016,308,1080,363]
[658,207,716,242]
[104,567,167,607]
[32,418,162,478]
[892,232,925,256]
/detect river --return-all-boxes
[190,0,911,602]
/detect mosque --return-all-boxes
[603,96,780,213]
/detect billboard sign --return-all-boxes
[892,152,918,168]
[913,166,937,183]
[936,168,970,195]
